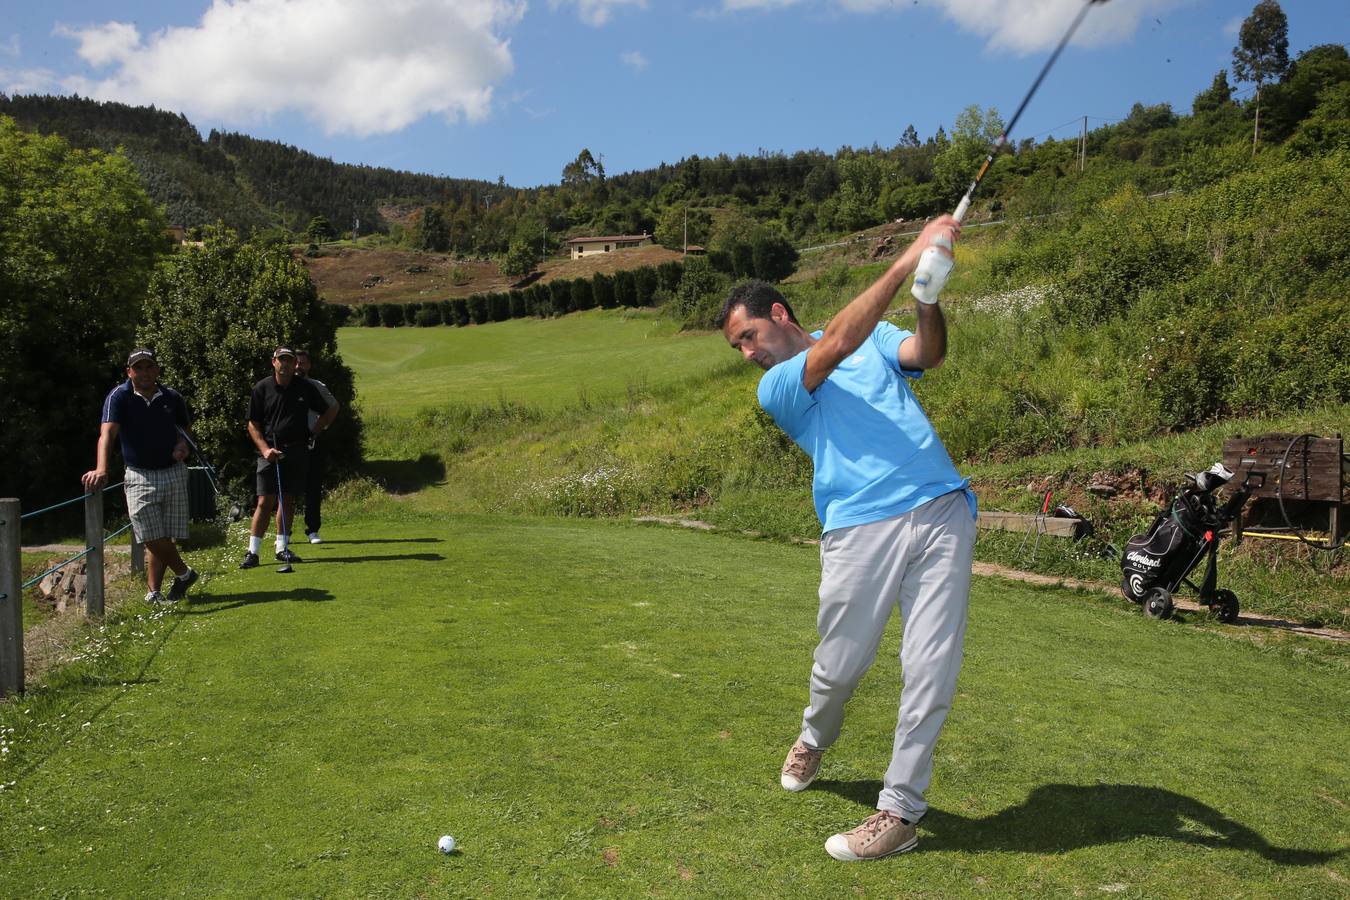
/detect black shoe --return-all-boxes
[275,549,302,564]
[166,567,199,601]
[239,552,260,569]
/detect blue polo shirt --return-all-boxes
[757,321,975,534]
[100,380,190,470]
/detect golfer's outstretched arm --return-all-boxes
[803,215,958,392]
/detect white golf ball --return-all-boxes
[437,834,456,854]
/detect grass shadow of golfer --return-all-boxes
[816,780,1343,866]
[313,537,444,545]
[184,587,336,614]
[303,552,446,564]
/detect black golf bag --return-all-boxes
[1120,463,1257,622]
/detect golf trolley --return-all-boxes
[1120,463,1260,622]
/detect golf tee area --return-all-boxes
[2,315,1347,896]
[3,512,1348,896]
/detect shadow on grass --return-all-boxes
[303,552,446,564]
[818,780,1343,865]
[363,454,446,493]
[184,587,336,614]
[311,537,444,545]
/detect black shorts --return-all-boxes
[256,446,310,496]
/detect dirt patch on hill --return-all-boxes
[536,245,685,283]
[303,244,687,306]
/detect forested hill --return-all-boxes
[0,94,502,235]
[2,32,1347,256]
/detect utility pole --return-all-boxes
[542,225,547,264]
[683,208,687,257]
[1079,115,1087,173]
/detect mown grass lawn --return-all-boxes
[2,511,1345,897]
[338,310,727,416]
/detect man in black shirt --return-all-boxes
[239,347,338,569]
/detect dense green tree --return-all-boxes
[1232,0,1290,152]
[418,205,450,252]
[571,278,594,311]
[305,215,336,241]
[750,227,799,282]
[138,228,362,491]
[1193,70,1235,115]
[501,236,538,278]
[931,106,1005,207]
[0,117,167,506]
[613,270,637,308]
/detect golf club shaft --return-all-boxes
[176,426,225,495]
[951,0,1106,223]
[274,452,289,544]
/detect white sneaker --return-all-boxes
[307,532,322,544]
[145,590,168,604]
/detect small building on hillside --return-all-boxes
[564,233,653,260]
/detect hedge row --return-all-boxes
[340,262,683,327]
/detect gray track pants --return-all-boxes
[799,489,975,821]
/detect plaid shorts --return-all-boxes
[125,463,190,543]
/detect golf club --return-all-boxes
[274,453,294,574]
[176,426,245,522]
[912,0,1110,302]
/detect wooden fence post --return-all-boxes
[130,539,145,575]
[84,491,105,618]
[0,499,23,696]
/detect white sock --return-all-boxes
[278,534,289,550]
[248,535,262,554]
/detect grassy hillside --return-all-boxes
[339,309,727,415]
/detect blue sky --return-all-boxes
[3,1,1346,187]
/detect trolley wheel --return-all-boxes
[1143,587,1174,620]
[1209,589,1239,624]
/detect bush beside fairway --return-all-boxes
[1,512,1346,895]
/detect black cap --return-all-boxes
[127,348,157,367]
[273,347,297,359]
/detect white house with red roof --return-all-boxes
[563,233,653,260]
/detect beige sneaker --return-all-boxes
[780,739,823,792]
[825,810,918,861]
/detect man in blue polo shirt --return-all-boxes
[717,214,973,862]
[82,349,199,604]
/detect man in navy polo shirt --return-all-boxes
[239,347,337,569]
[717,214,973,862]
[82,349,199,604]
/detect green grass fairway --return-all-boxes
[2,513,1346,896]
[338,311,728,415]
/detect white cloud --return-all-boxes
[1222,15,1244,38]
[620,50,648,72]
[55,21,141,67]
[1,66,62,95]
[719,0,1187,53]
[50,0,524,137]
[549,0,649,27]
[2,34,21,58]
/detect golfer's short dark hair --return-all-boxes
[715,280,798,330]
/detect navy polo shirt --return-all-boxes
[100,380,190,470]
